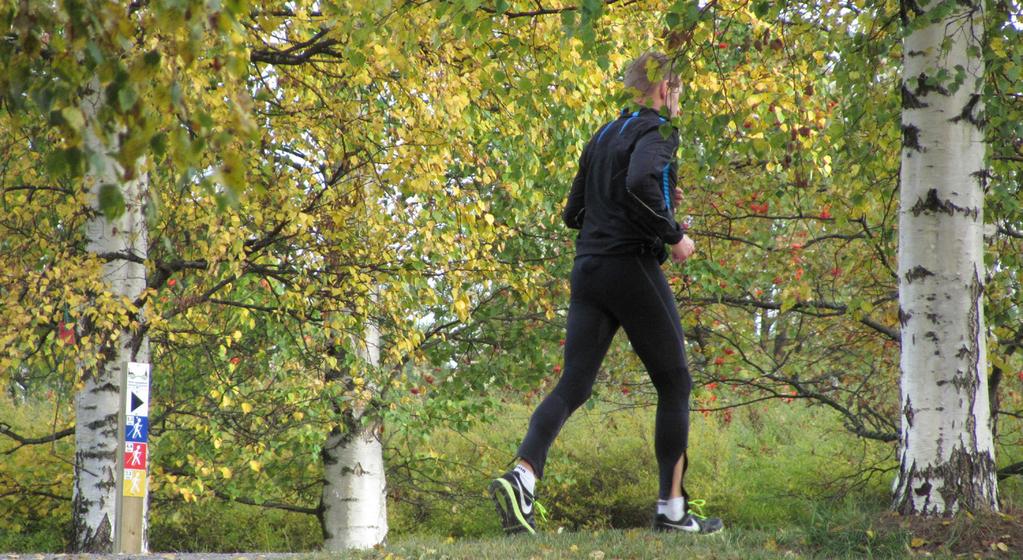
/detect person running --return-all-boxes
[488,51,724,536]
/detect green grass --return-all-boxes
[330,522,912,560]
[3,394,1021,557]
[387,401,900,538]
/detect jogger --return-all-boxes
[488,51,723,535]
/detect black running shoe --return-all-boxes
[653,500,724,534]
[488,470,537,535]
[653,512,724,534]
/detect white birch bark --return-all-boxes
[321,321,388,550]
[72,79,150,552]
[893,0,998,515]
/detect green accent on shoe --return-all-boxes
[534,500,549,524]
[495,478,536,534]
[687,498,708,519]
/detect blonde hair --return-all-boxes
[623,51,680,97]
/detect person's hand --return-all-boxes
[672,187,683,207]
[671,235,695,264]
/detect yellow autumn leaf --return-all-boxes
[910,537,926,548]
[453,298,469,321]
[249,460,261,472]
[220,467,232,479]
[241,402,253,414]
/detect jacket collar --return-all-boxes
[620,106,666,120]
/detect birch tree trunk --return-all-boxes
[72,80,150,552]
[892,0,998,516]
[320,321,388,550]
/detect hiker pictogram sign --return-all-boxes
[123,468,147,497]
[124,441,148,469]
[125,415,148,443]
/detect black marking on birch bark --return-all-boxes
[928,445,997,515]
[893,454,913,512]
[902,125,923,153]
[902,85,928,109]
[915,481,932,496]
[341,462,367,476]
[320,427,344,467]
[904,266,934,283]
[951,371,973,391]
[963,270,984,433]
[79,449,116,460]
[913,73,950,97]
[97,471,117,491]
[93,382,119,394]
[899,307,912,326]
[956,346,971,359]
[924,331,938,343]
[910,188,980,218]
[950,93,984,129]
[989,365,1002,438]
[73,513,113,553]
[970,169,991,193]
[903,398,915,428]
[84,416,116,430]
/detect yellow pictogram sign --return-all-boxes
[123,468,147,497]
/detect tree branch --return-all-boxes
[479,0,636,18]
[0,423,75,455]
[998,461,1023,480]
[211,489,320,515]
[689,295,901,341]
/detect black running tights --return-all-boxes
[516,254,692,500]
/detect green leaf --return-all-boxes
[144,49,161,67]
[150,132,168,156]
[118,86,138,112]
[98,184,125,220]
[60,107,85,132]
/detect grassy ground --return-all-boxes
[335,509,1023,560]
[345,526,902,560]
[3,397,1022,556]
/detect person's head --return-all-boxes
[623,51,681,117]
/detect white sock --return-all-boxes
[657,497,686,521]
[513,464,536,494]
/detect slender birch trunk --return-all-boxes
[893,0,998,515]
[320,321,388,550]
[72,79,150,551]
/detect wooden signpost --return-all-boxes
[116,362,150,553]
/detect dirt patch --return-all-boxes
[880,507,1023,558]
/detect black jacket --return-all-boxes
[563,107,686,262]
